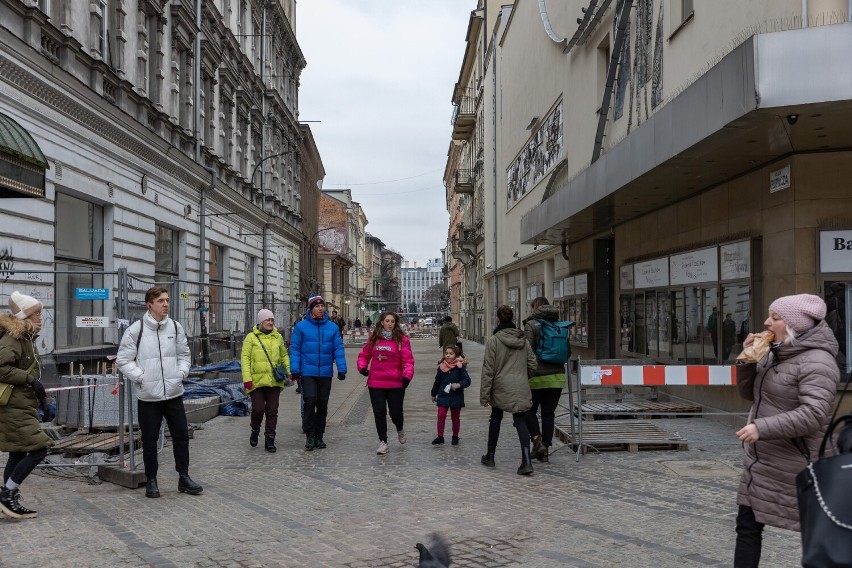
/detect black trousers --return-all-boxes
[486,407,534,453]
[734,505,765,567]
[301,376,332,438]
[368,387,405,442]
[138,396,190,479]
[528,387,563,447]
[4,448,49,486]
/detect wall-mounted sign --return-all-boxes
[720,241,751,280]
[634,258,669,288]
[820,230,852,273]
[76,316,110,328]
[670,247,718,285]
[575,273,588,295]
[769,164,791,193]
[553,279,563,298]
[75,288,109,300]
[563,276,575,296]
[620,265,634,290]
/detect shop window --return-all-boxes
[620,295,634,352]
[823,281,850,377]
[567,296,588,347]
[670,289,685,362]
[721,284,750,362]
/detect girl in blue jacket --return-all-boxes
[430,345,471,446]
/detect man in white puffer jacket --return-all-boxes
[117,286,202,499]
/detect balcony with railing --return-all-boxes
[450,88,476,141]
[454,168,474,194]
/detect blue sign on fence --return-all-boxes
[75,288,109,300]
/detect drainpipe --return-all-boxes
[260,5,268,304]
[199,166,217,365]
[194,0,202,161]
[802,0,808,27]
[490,21,499,314]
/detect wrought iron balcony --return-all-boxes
[450,88,476,141]
[454,169,474,194]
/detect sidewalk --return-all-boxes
[0,338,802,567]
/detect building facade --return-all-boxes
[401,258,445,315]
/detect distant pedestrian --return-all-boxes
[0,292,52,519]
[330,309,345,338]
[289,295,347,451]
[365,317,373,329]
[241,309,290,453]
[479,305,538,475]
[117,287,203,498]
[734,294,838,566]
[357,312,414,455]
[354,318,362,330]
[430,345,470,446]
[438,316,462,354]
[722,313,737,360]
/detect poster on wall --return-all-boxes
[819,230,852,273]
[575,273,588,295]
[670,247,718,285]
[720,241,751,280]
[563,276,575,296]
[634,258,669,288]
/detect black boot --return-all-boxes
[517,447,534,476]
[538,446,550,463]
[314,437,326,449]
[530,435,544,460]
[265,435,277,453]
[178,474,203,495]
[249,428,260,448]
[145,477,160,498]
[480,452,495,468]
[0,487,37,518]
[305,436,315,451]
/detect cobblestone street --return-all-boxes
[0,338,802,567]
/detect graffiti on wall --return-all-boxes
[506,100,564,208]
[0,246,15,283]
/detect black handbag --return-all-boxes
[797,371,852,568]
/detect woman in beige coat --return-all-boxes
[479,305,538,475]
[734,294,838,567]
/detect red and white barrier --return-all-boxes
[580,364,736,386]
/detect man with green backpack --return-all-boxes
[522,296,574,463]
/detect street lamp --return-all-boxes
[250,149,293,302]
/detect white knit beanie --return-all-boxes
[9,291,43,320]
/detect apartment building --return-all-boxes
[401,258,445,315]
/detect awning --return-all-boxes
[0,112,48,198]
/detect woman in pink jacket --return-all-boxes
[357,312,415,455]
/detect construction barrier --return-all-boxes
[568,359,740,462]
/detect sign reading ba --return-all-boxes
[75,287,109,301]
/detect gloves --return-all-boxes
[402,377,411,389]
[337,373,346,381]
[243,381,253,391]
[290,373,301,383]
[30,379,46,403]
[359,368,369,377]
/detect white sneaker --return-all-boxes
[397,430,407,444]
[377,441,389,455]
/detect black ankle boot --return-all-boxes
[249,428,260,447]
[530,435,544,460]
[145,477,160,498]
[517,447,534,476]
[0,487,37,518]
[480,452,495,467]
[538,446,549,463]
[265,435,277,453]
[178,474,203,495]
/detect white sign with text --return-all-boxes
[820,230,852,273]
[670,247,718,285]
[634,258,669,289]
[720,241,751,280]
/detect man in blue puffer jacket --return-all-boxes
[289,295,347,451]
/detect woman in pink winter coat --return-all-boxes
[357,312,415,455]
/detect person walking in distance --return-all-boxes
[523,297,569,463]
[430,345,471,446]
[438,316,462,354]
[0,292,52,518]
[116,287,203,498]
[289,295,347,451]
[357,311,415,455]
[480,305,538,475]
[331,309,345,338]
[734,294,838,567]
[241,309,291,453]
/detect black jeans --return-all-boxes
[734,505,765,567]
[301,376,332,438]
[249,386,281,436]
[4,448,49,486]
[138,396,190,479]
[528,387,562,447]
[486,407,534,453]
[368,387,405,442]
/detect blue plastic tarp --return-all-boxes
[182,378,249,416]
[189,360,242,373]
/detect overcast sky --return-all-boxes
[297,1,475,266]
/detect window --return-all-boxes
[681,0,694,23]
[90,0,109,60]
[55,193,105,350]
[155,225,179,281]
[208,243,225,331]
[245,255,256,289]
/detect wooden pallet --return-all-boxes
[575,401,702,419]
[51,432,140,456]
[555,421,688,452]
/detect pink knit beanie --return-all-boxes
[768,294,826,333]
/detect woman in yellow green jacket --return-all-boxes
[241,309,290,452]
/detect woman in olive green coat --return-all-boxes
[0,292,52,519]
[241,309,291,452]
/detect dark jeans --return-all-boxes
[301,376,332,438]
[528,387,562,447]
[486,407,535,453]
[138,397,190,479]
[4,448,49,486]
[368,387,405,442]
[734,505,765,567]
[250,386,281,436]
